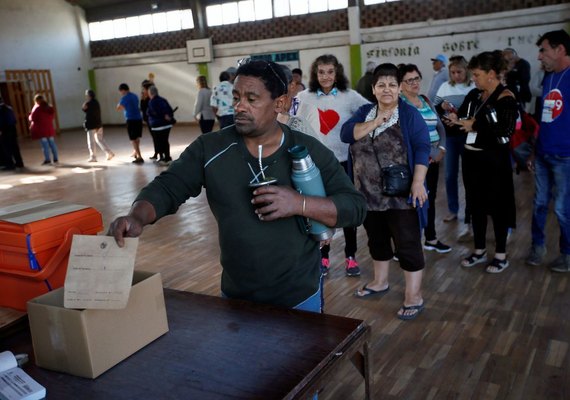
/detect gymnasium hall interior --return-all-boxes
[1,0,569,399]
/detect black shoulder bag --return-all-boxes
[370,111,412,197]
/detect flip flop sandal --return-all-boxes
[486,258,510,274]
[461,251,487,267]
[397,302,425,320]
[354,285,390,299]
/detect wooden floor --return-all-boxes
[1,125,569,399]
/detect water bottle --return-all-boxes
[288,145,335,241]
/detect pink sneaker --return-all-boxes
[321,258,330,276]
[345,257,360,277]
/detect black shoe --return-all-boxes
[149,154,158,160]
[423,240,452,254]
[132,158,144,164]
[41,160,51,165]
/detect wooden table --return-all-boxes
[2,289,372,399]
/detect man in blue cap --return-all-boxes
[427,54,448,102]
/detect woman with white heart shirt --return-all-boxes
[294,54,370,278]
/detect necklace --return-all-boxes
[378,105,397,121]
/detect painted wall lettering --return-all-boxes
[366,45,420,58]
[442,40,479,53]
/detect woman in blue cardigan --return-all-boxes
[147,85,175,166]
[341,63,431,320]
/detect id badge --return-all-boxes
[542,99,555,123]
[466,131,477,144]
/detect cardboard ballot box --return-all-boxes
[27,270,169,379]
[0,200,103,311]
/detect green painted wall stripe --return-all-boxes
[198,63,208,80]
[350,44,361,89]
[88,69,96,92]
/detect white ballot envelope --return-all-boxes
[64,235,139,309]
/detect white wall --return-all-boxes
[360,5,569,95]
[95,62,201,125]
[0,0,92,129]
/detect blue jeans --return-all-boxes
[221,277,323,313]
[40,137,58,162]
[444,135,465,216]
[532,153,570,254]
[293,277,323,313]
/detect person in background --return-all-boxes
[529,64,546,123]
[107,59,366,316]
[503,48,532,109]
[288,68,306,101]
[291,68,305,89]
[341,63,430,320]
[194,75,215,134]
[0,96,24,170]
[82,89,114,162]
[295,54,370,277]
[29,94,58,165]
[427,54,449,103]
[277,65,316,136]
[141,80,158,160]
[226,66,237,84]
[356,61,378,103]
[446,51,518,273]
[434,55,476,240]
[147,85,174,166]
[526,30,570,272]
[399,64,451,254]
[116,83,144,164]
[210,71,234,129]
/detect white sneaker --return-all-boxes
[106,152,115,161]
[87,156,97,162]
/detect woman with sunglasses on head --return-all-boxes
[295,54,370,278]
[399,64,451,255]
[341,63,430,320]
[434,56,476,236]
[446,51,518,273]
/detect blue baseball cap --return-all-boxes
[431,54,448,64]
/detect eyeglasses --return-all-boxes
[403,76,422,85]
[237,58,288,95]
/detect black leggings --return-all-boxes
[424,162,439,241]
[472,211,509,254]
[153,128,171,160]
[199,118,215,134]
[321,160,358,259]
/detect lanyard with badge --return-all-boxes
[542,67,568,123]
[465,93,492,144]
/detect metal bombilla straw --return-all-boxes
[258,145,266,180]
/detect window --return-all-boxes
[205,0,273,26]
[364,0,400,4]
[152,13,168,33]
[125,16,140,37]
[239,1,256,22]
[166,11,182,31]
[138,14,154,35]
[222,3,240,24]
[273,0,290,17]
[88,9,194,41]
[113,18,127,38]
[275,0,347,18]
